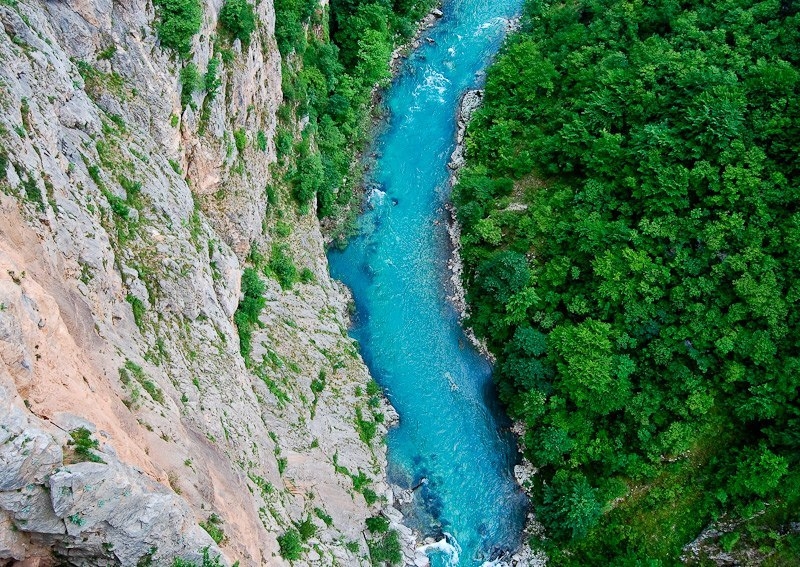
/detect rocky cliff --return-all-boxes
[0,0,393,564]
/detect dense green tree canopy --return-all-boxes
[456,0,800,561]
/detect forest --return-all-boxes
[454,0,800,562]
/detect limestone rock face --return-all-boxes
[0,0,392,564]
[0,386,219,565]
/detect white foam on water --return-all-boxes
[444,371,459,391]
[412,68,451,105]
[419,533,462,566]
[368,186,386,204]
[479,557,509,567]
[474,16,508,35]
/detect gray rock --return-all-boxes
[0,387,224,565]
[0,485,65,535]
[0,7,49,53]
[448,90,483,172]
[58,96,100,134]
[0,509,28,561]
[50,461,217,565]
[0,404,62,492]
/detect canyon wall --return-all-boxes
[0,0,393,564]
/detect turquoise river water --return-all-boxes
[327,0,526,564]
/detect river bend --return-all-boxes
[328,1,526,564]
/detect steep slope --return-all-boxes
[0,0,395,564]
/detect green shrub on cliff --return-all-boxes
[68,427,104,463]
[233,128,247,152]
[171,548,224,567]
[234,267,266,363]
[153,0,203,57]
[366,528,402,566]
[199,514,225,545]
[219,0,256,44]
[204,56,222,99]
[180,63,201,108]
[365,515,390,533]
[295,515,317,541]
[277,528,303,560]
[267,243,299,289]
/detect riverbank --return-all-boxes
[443,15,520,359]
[322,4,446,248]
[390,7,445,73]
[445,90,496,363]
[446,91,548,567]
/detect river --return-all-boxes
[327,0,527,564]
